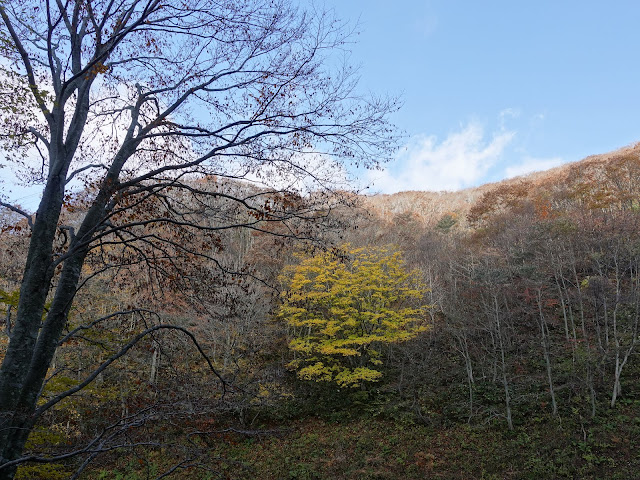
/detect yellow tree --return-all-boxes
[279,245,428,388]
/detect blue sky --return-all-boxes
[4,1,640,208]
[327,0,640,193]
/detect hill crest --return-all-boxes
[362,142,640,227]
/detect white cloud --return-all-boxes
[499,108,520,129]
[363,123,515,193]
[499,108,521,120]
[505,156,564,179]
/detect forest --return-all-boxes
[2,144,640,479]
[1,1,640,479]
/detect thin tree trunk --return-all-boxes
[149,340,160,386]
[493,295,513,430]
[537,290,558,416]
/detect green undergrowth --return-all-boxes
[78,399,640,480]
[214,410,640,479]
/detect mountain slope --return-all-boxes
[362,142,640,228]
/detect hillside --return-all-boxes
[2,141,640,479]
[362,142,640,228]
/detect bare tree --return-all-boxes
[0,0,397,477]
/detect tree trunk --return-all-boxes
[0,167,115,477]
[537,290,558,416]
[0,174,66,478]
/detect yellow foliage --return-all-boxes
[278,245,429,388]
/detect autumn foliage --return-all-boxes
[278,245,428,388]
